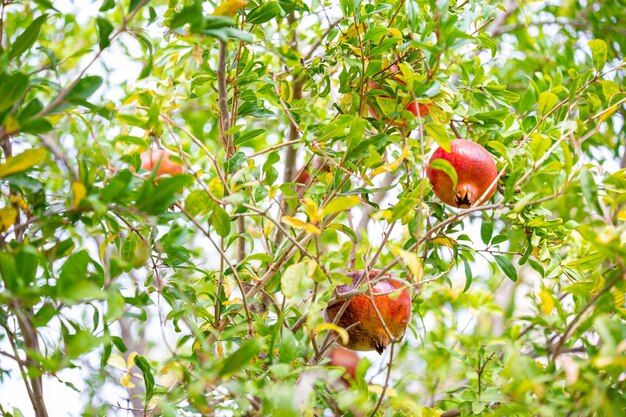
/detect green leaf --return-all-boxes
[278,329,297,363]
[96,17,114,50]
[99,0,115,12]
[33,304,59,327]
[134,355,155,403]
[185,189,214,217]
[59,250,90,284]
[340,0,355,15]
[105,289,126,321]
[121,234,150,269]
[15,245,38,285]
[129,0,143,13]
[203,27,253,42]
[66,329,102,358]
[169,4,204,29]
[429,158,458,189]
[0,253,18,291]
[327,223,358,243]
[580,167,602,214]
[56,250,104,302]
[247,1,283,25]
[218,338,265,377]
[480,220,493,245]
[33,0,59,11]
[494,255,517,282]
[537,92,558,116]
[529,134,551,161]
[0,148,47,178]
[234,128,266,146]
[281,262,310,300]
[600,80,621,102]
[67,76,104,102]
[210,205,231,238]
[424,123,450,152]
[136,175,193,215]
[9,14,48,60]
[0,72,29,113]
[588,39,607,72]
[462,257,472,292]
[262,152,280,185]
[362,26,388,43]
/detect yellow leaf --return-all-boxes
[126,351,138,370]
[217,341,224,359]
[597,97,626,122]
[120,372,136,389]
[192,46,203,64]
[72,181,87,209]
[106,354,126,370]
[314,323,349,345]
[9,195,28,212]
[392,247,422,282]
[0,207,18,233]
[0,148,47,178]
[347,45,363,57]
[223,298,243,306]
[430,237,456,248]
[371,209,392,221]
[321,196,360,216]
[209,176,225,199]
[268,184,278,200]
[280,81,292,103]
[538,288,554,314]
[617,210,626,221]
[303,197,322,224]
[367,384,397,397]
[3,116,20,133]
[387,28,402,39]
[532,247,540,259]
[212,0,247,16]
[421,408,442,417]
[99,233,118,263]
[339,23,366,42]
[371,146,409,177]
[281,216,321,235]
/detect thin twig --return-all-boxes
[369,342,395,417]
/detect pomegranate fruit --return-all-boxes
[324,270,411,354]
[367,64,432,126]
[426,139,498,208]
[139,149,183,177]
[328,347,360,380]
[294,159,330,194]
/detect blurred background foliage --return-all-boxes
[0,0,624,416]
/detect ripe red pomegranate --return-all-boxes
[139,149,183,177]
[294,159,330,193]
[324,270,411,354]
[367,64,432,126]
[294,169,311,193]
[328,347,360,380]
[426,139,498,208]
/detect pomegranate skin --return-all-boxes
[426,139,498,208]
[324,270,411,354]
[328,347,360,380]
[406,101,431,118]
[367,86,431,126]
[140,149,183,177]
[294,159,330,194]
[294,169,311,194]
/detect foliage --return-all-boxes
[0,0,625,416]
